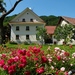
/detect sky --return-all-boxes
[4,0,75,18]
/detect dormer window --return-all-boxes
[22,19,25,22]
[30,18,33,22]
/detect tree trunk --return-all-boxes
[0,0,22,44]
[0,18,4,44]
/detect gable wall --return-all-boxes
[60,20,69,26]
[15,11,40,22]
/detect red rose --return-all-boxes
[0,59,5,67]
[24,71,31,75]
[57,56,61,61]
[36,67,45,74]
[41,56,47,63]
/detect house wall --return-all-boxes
[60,20,69,26]
[10,24,44,43]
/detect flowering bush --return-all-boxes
[0,46,75,75]
[46,46,75,75]
[0,46,48,75]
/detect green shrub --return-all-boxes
[9,41,18,45]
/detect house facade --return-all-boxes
[58,16,75,26]
[9,7,45,44]
[57,16,75,45]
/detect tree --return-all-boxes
[37,27,48,44]
[54,24,74,43]
[40,15,59,25]
[0,0,22,44]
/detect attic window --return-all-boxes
[22,19,25,22]
[30,18,33,22]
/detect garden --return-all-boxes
[0,44,75,75]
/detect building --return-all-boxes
[45,26,56,44]
[9,7,45,44]
[58,16,75,26]
[57,16,75,45]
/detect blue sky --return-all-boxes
[4,0,75,18]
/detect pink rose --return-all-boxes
[36,67,44,74]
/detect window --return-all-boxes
[36,26,38,30]
[27,13,29,14]
[22,19,25,22]
[16,26,19,31]
[30,18,33,22]
[16,35,19,40]
[26,26,29,31]
[26,35,29,40]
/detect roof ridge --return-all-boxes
[62,16,75,25]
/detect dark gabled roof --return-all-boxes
[45,26,56,34]
[58,16,75,25]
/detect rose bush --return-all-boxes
[0,46,75,75]
[46,46,75,75]
[0,46,48,75]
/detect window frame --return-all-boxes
[36,26,38,31]
[26,35,29,40]
[30,18,33,22]
[26,26,29,31]
[16,35,19,40]
[22,18,25,22]
[16,26,19,31]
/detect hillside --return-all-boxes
[3,14,17,26]
[40,15,59,26]
[4,14,59,26]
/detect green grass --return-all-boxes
[42,45,75,54]
[0,43,75,54]
[4,43,75,54]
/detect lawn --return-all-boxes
[6,43,75,53]
[1,43,75,54]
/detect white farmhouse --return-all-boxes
[58,16,75,26]
[58,16,75,45]
[9,7,45,44]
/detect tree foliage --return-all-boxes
[0,0,6,12]
[54,24,74,42]
[40,15,59,25]
[36,27,49,44]
[37,27,47,39]
[4,14,17,26]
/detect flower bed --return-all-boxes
[0,46,75,75]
